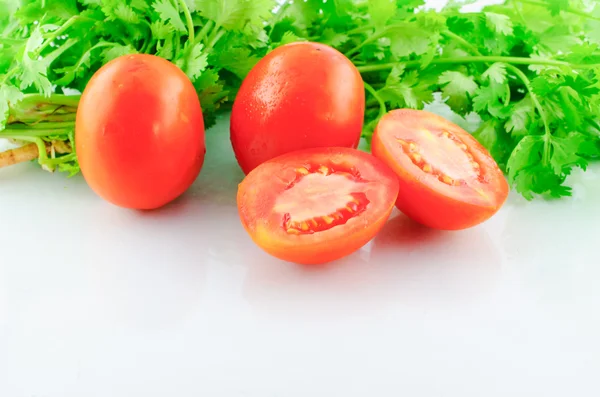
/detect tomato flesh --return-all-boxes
[237,148,399,265]
[372,109,509,230]
[76,54,205,210]
[230,42,365,174]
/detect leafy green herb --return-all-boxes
[267,0,600,199]
[0,0,275,171]
[1,0,600,200]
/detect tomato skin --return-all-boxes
[237,147,399,265]
[76,54,206,210]
[372,109,509,230]
[230,42,365,174]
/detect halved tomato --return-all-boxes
[237,147,399,265]
[372,109,509,230]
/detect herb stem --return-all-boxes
[10,136,48,165]
[363,82,386,120]
[5,121,75,130]
[206,24,222,50]
[196,20,214,46]
[37,16,80,56]
[345,29,386,58]
[17,94,81,108]
[0,143,39,168]
[0,128,72,137]
[0,37,24,45]
[585,118,600,133]
[1,66,19,85]
[356,56,599,72]
[208,28,226,49]
[143,38,157,53]
[178,0,195,43]
[175,32,181,57]
[347,25,374,36]
[43,153,77,166]
[441,31,481,56]
[65,42,118,77]
[12,113,77,124]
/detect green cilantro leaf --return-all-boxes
[153,0,187,33]
[538,25,580,53]
[175,42,208,80]
[472,84,508,119]
[506,135,544,182]
[113,4,140,24]
[387,22,432,57]
[1,0,599,198]
[195,0,275,31]
[484,12,513,36]
[20,51,53,96]
[472,119,499,150]
[321,28,349,47]
[151,21,173,40]
[369,0,396,29]
[549,133,587,175]
[278,31,305,46]
[156,35,175,60]
[482,62,507,85]
[378,66,433,109]
[194,68,227,128]
[101,45,138,63]
[505,96,535,137]
[438,71,478,112]
[210,46,259,79]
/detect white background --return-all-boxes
[2,114,600,397]
[3,0,600,396]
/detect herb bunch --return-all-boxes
[2,0,600,200]
[0,0,276,173]
[269,0,600,198]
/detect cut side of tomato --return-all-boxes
[372,109,509,230]
[237,147,399,265]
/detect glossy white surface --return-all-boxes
[2,113,600,397]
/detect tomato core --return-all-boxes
[371,109,509,230]
[273,165,370,235]
[397,129,483,187]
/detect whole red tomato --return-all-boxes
[76,54,206,210]
[230,42,365,174]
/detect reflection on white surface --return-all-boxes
[1,115,600,396]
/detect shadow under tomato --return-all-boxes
[240,211,503,316]
[240,246,376,317]
[372,212,447,250]
[129,191,200,219]
[368,212,503,301]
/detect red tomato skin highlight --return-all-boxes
[230,42,365,174]
[76,54,206,210]
[371,109,509,230]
